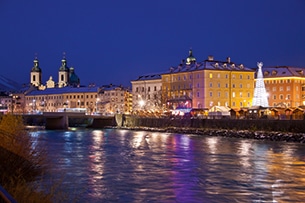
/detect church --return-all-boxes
[30,54,80,89]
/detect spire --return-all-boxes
[31,54,41,72]
[59,52,69,71]
[252,62,269,107]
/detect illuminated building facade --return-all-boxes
[262,66,305,108]
[161,51,255,110]
[131,74,162,112]
[25,86,98,113]
[98,84,132,114]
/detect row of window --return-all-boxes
[135,86,159,92]
[26,94,97,100]
[165,73,252,81]
[168,83,252,90]
[269,94,296,100]
[265,79,305,84]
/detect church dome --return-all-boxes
[59,58,69,71]
[186,49,196,65]
[31,58,42,72]
[69,67,80,86]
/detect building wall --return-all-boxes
[98,87,129,114]
[131,78,162,112]
[264,77,305,107]
[25,91,98,113]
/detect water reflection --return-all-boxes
[31,129,305,202]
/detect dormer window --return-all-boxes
[272,70,277,76]
[264,71,269,76]
[223,63,227,68]
[239,64,244,69]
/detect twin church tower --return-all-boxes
[30,54,80,89]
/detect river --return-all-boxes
[30,128,305,202]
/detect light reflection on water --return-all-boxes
[32,129,305,202]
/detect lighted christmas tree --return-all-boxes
[252,62,269,107]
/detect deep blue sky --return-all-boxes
[1,0,305,87]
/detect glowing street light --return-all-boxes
[139,100,145,108]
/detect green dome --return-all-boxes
[31,59,42,72]
[59,58,69,71]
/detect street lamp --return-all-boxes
[139,99,145,109]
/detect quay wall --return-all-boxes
[122,115,305,133]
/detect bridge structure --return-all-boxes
[22,112,117,130]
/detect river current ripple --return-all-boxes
[30,128,305,202]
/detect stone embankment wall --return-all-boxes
[118,115,305,143]
[122,115,305,132]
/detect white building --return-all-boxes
[131,74,162,113]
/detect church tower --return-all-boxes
[30,56,42,87]
[58,53,69,88]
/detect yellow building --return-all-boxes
[25,86,99,113]
[162,51,255,110]
[262,66,305,108]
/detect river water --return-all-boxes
[30,128,305,202]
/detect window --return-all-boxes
[197,92,200,97]
[209,92,213,97]
[232,92,235,98]
[218,83,220,88]
[209,73,213,78]
[272,87,276,91]
[209,82,213,87]
[148,87,150,92]
[287,86,290,91]
[279,94,284,100]
[239,75,242,79]
[279,87,283,91]
[240,84,242,88]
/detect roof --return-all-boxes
[26,86,98,96]
[262,66,305,78]
[163,59,254,75]
[131,73,162,82]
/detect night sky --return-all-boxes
[1,0,305,87]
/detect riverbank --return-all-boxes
[111,126,305,143]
